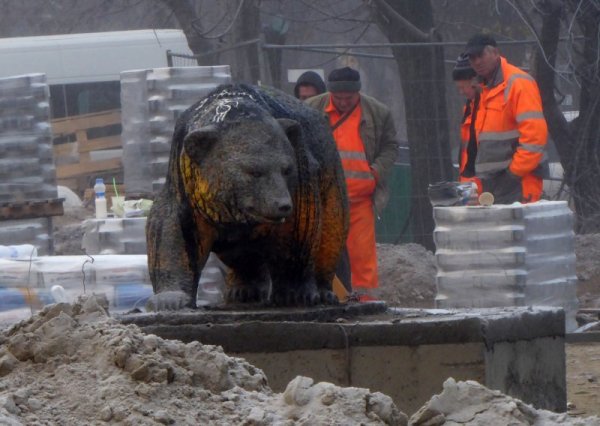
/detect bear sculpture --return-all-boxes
[146,84,349,310]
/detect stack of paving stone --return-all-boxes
[81,217,147,255]
[433,200,579,331]
[0,73,58,253]
[121,66,231,197]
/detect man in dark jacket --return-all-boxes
[452,53,481,187]
[306,67,398,298]
[294,70,326,101]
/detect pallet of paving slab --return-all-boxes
[0,198,64,221]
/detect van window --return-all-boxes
[50,81,120,119]
[50,81,122,145]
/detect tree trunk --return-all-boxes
[535,0,572,166]
[537,0,600,232]
[369,0,453,250]
[232,0,262,84]
[569,3,600,232]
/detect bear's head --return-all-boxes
[180,113,300,226]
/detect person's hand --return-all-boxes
[370,166,380,184]
[483,170,522,204]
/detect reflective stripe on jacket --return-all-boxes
[475,57,548,179]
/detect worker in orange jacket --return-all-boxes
[452,53,482,192]
[466,33,548,203]
[306,67,398,298]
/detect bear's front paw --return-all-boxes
[225,285,265,304]
[146,290,192,311]
[319,289,339,305]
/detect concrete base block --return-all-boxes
[119,304,566,416]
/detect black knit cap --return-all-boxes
[452,53,476,81]
[327,67,361,93]
[465,33,497,56]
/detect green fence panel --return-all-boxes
[375,163,412,244]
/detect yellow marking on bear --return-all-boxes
[181,153,220,222]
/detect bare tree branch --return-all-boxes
[193,0,245,39]
[158,0,214,58]
[294,0,368,23]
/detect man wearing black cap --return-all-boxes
[293,70,326,101]
[306,67,398,299]
[465,33,547,204]
[452,53,480,186]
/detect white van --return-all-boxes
[0,29,194,118]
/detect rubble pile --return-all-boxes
[411,378,600,425]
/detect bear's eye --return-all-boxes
[282,166,293,176]
[249,170,264,178]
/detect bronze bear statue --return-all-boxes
[146,84,349,310]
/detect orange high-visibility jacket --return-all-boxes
[305,92,398,214]
[326,100,376,201]
[475,56,547,201]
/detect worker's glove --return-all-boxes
[482,170,522,204]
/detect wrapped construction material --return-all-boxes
[121,66,231,196]
[0,73,58,254]
[434,200,578,331]
[81,217,227,305]
[0,258,40,288]
[81,217,147,255]
[0,73,57,202]
[0,254,153,320]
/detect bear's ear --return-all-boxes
[277,118,301,145]
[183,125,219,159]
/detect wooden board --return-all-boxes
[51,109,123,194]
[0,199,64,220]
[51,110,121,135]
[56,158,122,180]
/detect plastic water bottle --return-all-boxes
[94,178,108,219]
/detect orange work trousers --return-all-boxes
[347,198,378,289]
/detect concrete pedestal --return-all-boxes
[119,303,566,416]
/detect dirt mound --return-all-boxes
[3,295,598,425]
[575,234,600,308]
[375,243,437,308]
[0,295,405,425]
[411,378,600,425]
